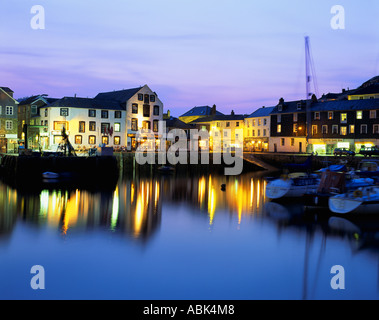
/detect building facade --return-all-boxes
[0,87,19,153]
[244,107,274,152]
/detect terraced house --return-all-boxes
[0,87,19,153]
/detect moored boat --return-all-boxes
[329,186,379,215]
[265,172,319,199]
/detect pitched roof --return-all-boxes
[270,98,379,114]
[190,113,245,123]
[246,107,274,118]
[349,83,379,96]
[180,106,224,117]
[49,97,123,110]
[95,87,142,103]
[0,87,13,94]
[164,117,196,129]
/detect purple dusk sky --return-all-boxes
[1,0,378,117]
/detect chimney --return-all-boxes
[279,97,284,105]
[211,104,216,115]
[231,110,235,116]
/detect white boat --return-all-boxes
[329,186,379,214]
[265,172,320,199]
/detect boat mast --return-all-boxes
[305,36,314,153]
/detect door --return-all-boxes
[299,142,302,153]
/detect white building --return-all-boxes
[244,107,274,152]
[37,85,164,151]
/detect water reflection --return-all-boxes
[1,172,379,252]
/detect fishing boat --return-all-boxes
[265,172,320,199]
[42,172,60,179]
[329,186,379,214]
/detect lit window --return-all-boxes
[114,136,120,145]
[328,111,333,120]
[277,124,281,133]
[312,125,317,135]
[340,113,347,123]
[88,135,96,145]
[340,126,347,135]
[75,135,82,144]
[349,125,355,134]
[114,123,121,132]
[356,111,362,119]
[78,121,85,133]
[370,110,377,119]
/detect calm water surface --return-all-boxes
[1,170,379,300]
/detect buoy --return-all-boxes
[221,184,226,191]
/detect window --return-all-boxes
[277,124,282,133]
[101,123,110,134]
[115,111,122,118]
[131,118,138,131]
[277,115,281,123]
[322,125,328,134]
[153,105,160,116]
[374,124,379,134]
[53,121,69,130]
[150,95,156,102]
[293,113,298,122]
[340,113,347,123]
[88,109,96,117]
[340,126,347,136]
[138,94,143,101]
[5,120,13,130]
[89,121,96,131]
[102,136,109,145]
[142,121,151,130]
[114,123,121,132]
[258,119,261,126]
[132,104,138,114]
[44,109,48,117]
[263,118,267,125]
[314,112,320,120]
[278,104,283,112]
[293,123,298,133]
[370,110,377,119]
[144,94,149,104]
[44,120,48,126]
[356,111,362,119]
[75,135,82,144]
[281,138,285,146]
[114,136,121,145]
[252,119,256,126]
[217,122,221,127]
[257,129,261,136]
[328,111,334,120]
[226,122,230,127]
[143,105,150,117]
[332,125,338,134]
[79,121,85,133]
[263,129,267,136]
[312,125,317,135]
[252,130,255,136]
[361,124,367,134]
[236,122,240,127]
[349,125,355,134]
[31,105,37,115]
[89,136,96,145]
[101,110,108,118]
[297,103,302,110]
[60,108,69,116]
[291,138,295,146]
[153,120,159,132]
[6,106,13,115]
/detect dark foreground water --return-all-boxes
[1,170,379,300]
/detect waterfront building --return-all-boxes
[269,97,379,154]
[163,116,196,151]
[191,111,245,151]
[95,85,164,150]
[179,105,223,124]
[17,95,58,150]
[38,96,126,151]
[0,87,19,153]
[244,106,274,152]
[33,85,163,151]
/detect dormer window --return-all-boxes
[297,103,302,110]
[31,105,37,115]
[278,104,283,112]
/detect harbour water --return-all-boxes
[0,169,379,300]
